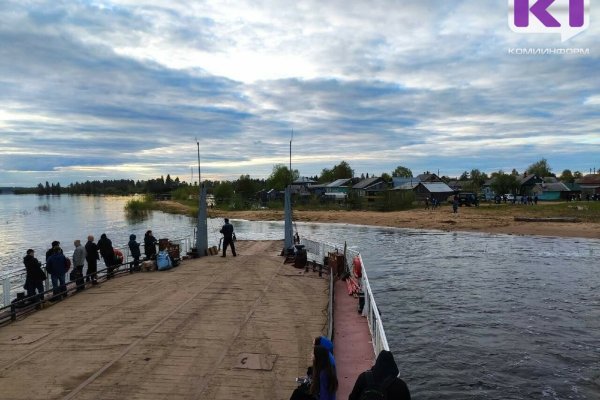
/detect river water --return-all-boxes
[1,194,599,399]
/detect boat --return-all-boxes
[0,192,389,399]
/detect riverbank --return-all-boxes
[158,201,600,240]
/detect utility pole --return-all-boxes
[196,139,207,257]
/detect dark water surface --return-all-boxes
[1,195,599,399]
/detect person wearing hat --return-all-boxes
[219,218,237,257]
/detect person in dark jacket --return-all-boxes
[349,350,411,400]
[46,246,68,300]
[144,230,157,260]
[23,249,45,303]
[97,233,115,279]
[85,235,99,284]
[219,218,237,257]
[128,234,141,271]
[46,240,60,261]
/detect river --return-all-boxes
[1,194,599,399]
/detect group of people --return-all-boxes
[22,230,160,304]
[292,336,410,400]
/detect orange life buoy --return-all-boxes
[353,256,362,278]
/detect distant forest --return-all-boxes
[14,175,189,195]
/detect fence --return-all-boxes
[0,234,195,308]
[301,238,390,356]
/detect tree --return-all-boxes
[511,169,519,176]
[490,172,520,196]
[235,174,257,202]
[267,164,298,190]
[527,158,552,177]
[573,171,583,179]
[319,161,354,182]
[381,172,391,182]
[213,181,234,205]
[392,165,413,178]
[559,169,575,183]
[470,169,488,187]
[459,171,469,181]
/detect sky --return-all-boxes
[0,0,599,187]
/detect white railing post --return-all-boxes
[3,277,11,308]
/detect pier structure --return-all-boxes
[0,240,329,400]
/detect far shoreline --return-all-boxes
[156,201,600,241]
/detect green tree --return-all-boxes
[573,171,583,179]
[235,174,257,203]
[559,169,575,183]
[213,181,234,206]
[490,172,519,196]
[527,158,552,177]
[267,164,299,190]
[381,172,391,182]
[459,171,469,181]
[320,161,354,182]
[392,165,413,178]
[470,169,488,187]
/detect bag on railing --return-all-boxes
[64,257,71,272]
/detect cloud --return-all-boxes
[0,0,598,186]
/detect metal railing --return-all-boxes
[0,234,195,308]
[301,238,390,356]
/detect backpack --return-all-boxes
[359,371,395,400]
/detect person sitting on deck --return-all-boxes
[311,345,338,400]
[348,349,411,400]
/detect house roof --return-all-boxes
[392,177,420,187]
[420,182,454,193]
[352,177,382,189]
[326,178,353,187]
[576,174,600,185]
[518,173,542,184]
[391,182,419,190]
[293,177,317,184]
[535,182,571,192]
[416,173,440,182]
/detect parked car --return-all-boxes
[448,193,478,206]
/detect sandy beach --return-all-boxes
[160,201,600,240]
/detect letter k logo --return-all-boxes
[509,0,589,42]
[515,0,561,27]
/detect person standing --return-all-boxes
[46,245,68,300]
[46,240,60,261]
[72,239,86,291]
[144,230,157,260]
[85,235,99,285]
[97,233,115,279]
[128,234,141,271]
[348,350,411,400]
[220,218,237,257]
[23,249,45,305]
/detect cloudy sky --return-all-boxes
[0,0,598,186]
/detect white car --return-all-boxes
[503,194,515,201]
